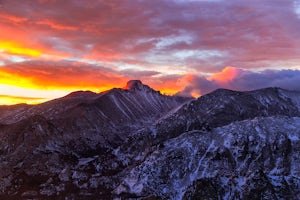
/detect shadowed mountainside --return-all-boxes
[0,82,300,199]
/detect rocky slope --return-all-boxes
[115,116,300,199]
[0,84,300,199]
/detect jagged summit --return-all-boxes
[126,80,143,88]
[124,80,153,91]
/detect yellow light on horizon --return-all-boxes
[0,41,41,57]
[159,88,179,96]
[0,95,48,105]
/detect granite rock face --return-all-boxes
[0,83,300,199]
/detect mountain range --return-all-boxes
[0,80,300,199]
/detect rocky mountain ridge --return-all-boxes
[0,82,300,199]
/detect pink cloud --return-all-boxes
[178,67,300,97]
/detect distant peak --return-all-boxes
[124,80,152,91]
[64,90,97,98]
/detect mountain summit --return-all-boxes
[124,80,153,91]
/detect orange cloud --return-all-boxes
[0,70,33,89]
[0,24,72,60]
[208,66,243,83]
[139,75,186,96]
[36,19,78,31]
[0,13,28,23]
[0,61,128,92]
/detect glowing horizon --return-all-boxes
[0,95,47,105]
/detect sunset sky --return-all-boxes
[0,0,300,105]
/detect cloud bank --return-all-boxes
[178,67,300,96]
